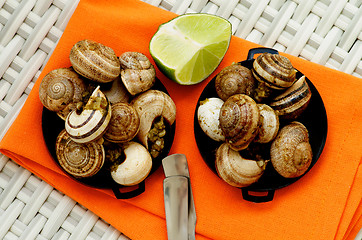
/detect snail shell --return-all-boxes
[69,39,121,83]
[101,77,130,104]
[215,142,266,188]
[131,90,176,149]
[104,102,140,143]
[119,52,156,95]
[270,121,313,178]
[215,64,256,101]
[269,75,312,119]
[39,68,86,120]
[252,53,297,90]
[65,86,111,143]
[253,104,279,143]
[111,141,152,186]
[197,97,225,142]
[219,94,260,151]
[56,129,105,178]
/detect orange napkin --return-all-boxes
[1,0,361,239]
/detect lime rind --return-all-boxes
[149,13,232,85]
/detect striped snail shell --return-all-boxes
[69,39,121,83]
[269,75,312,119]
[111,141,152,186]
[270,121,313,178]
[56,129,105,178]
[215,142,266,188]
[215,64,256,101]
[219,94,260,151]
[119,52,156,95]
[65,86,111,143]
[253,104,279,143]
[39,68,86,120]
[252,53,297,90]
[131,89,176,149]
[104,102,140,143]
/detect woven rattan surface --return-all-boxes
[0,0,361,239]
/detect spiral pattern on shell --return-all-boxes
[252,53,297,89]
[215,64,256,101]
[119,52,156,95]
[219,94,260,151]
[270,121,313,178]
[104,103,140,143]
[215,142,265,188]
[65,86,111,143]
[69,39,121,83]
[56,129,105,178]
[39,68,86,118]
[269,75,312,119]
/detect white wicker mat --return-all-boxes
[0,0,361,239]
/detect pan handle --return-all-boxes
[241,189,275,203]
[112,181,145,199]
[247,47,279,60]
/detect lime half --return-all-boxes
[149,13,232,85]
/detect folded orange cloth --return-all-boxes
[1,0,361,239]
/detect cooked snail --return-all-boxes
[56,129,105,178]
[104,102,140,143]
[39,68,86,120]
[253,104,279,143]
[219,94,260,151]
[101,77,130,104]
[131,90,176,149]
[197,97,225,142]
[119,52,156,95]
[65,86,111,143]
[69,39,121,83]
[252,53,297,90]
[269,75,311,119]
[215,64,256,101]
[270,121,312,178]
[216,142,266,188]
[110,141,152,186]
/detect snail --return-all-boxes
[269,75,312,119]
[38,68,86,120]
[252,53,297,102]
[69,39,121,83]
[119,52,156,95]
[110,141,152,186]
[56,129,105,178]
[270,121,313,178]
[65,86,111,143]
[215,64,256,101]
[215,142,266,188]
[197,97,225,142]
[131,90,176,150]
[103,102,140,143]
[101,77,130,104]
[253,104,279,143]
[219,94,260,151]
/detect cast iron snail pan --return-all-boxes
[194,47,327,203]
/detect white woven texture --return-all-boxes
[0,0,361,239]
